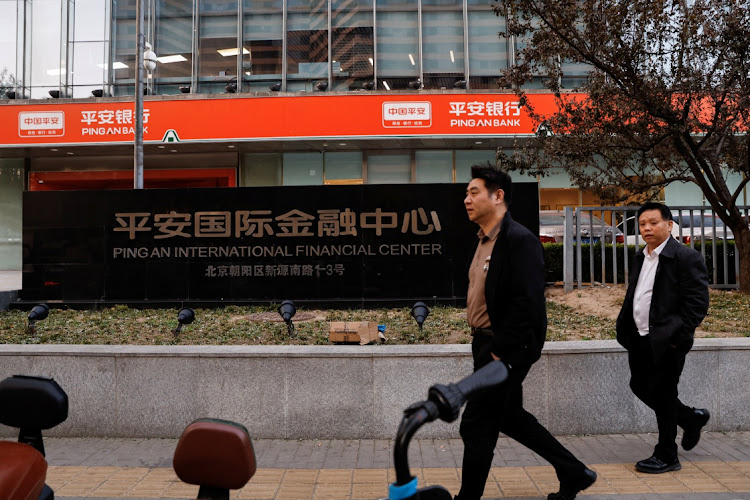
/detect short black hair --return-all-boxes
[637,201,671,221]
[470,162,513,207]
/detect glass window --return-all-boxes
[283,152,323,185]
[287,0,328,91]
[467,10,507,89]
[415,151,453,183]
[0,5,17,96]
[72,42,106,87]
[367,154,411,184]
[241,153,282,186]
[331,0,374,92]
[422,10,464,89]
[0,159,23,270]
[154,0,193,90]
[375,8,418,90]
[455,150,495,183]
[325,152,363,181]
[198,0,239,94]
[74,0,108,41]
[243,0,283,90]
[112,0,137,93]
[31,0,64,89]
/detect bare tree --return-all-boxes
[494,0,750,292]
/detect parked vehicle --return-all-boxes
[381,360,509,500]
[0,374,69,500]
[539,210,624,244]
[616,212,733,246]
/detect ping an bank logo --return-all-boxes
[382,102,431,128]
[19,111,65,137]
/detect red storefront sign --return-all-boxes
[0,93,569,147]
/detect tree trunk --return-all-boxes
[733,222,750,294]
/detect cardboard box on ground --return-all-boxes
[328,322,387,345]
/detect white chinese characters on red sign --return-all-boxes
[448,100,523,128]
[382,102,432,128]
[18,111,65,137]
[80,108,150,137]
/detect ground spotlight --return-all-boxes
[408,79,422,90]
[91,89,104,98]
[278,300,296,335]
[173,308,195,336]
[48,90,61,98]
[178,86,191,94]
[411,302,430,330]
[27,304,50,336]
[225,83,237,93]
[6,91,16,99]
[362,80,375,90]
[454,79,467,89]
[269,83,281,91]
[315,81,328,91]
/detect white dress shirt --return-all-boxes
[632,238,671,336]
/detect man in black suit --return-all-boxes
[456,163,596,500]
[617,202,711,474]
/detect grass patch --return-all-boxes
[0,289,746,345]
[701,290,750,337]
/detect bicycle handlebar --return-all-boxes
[428,360,509,423]
[391,360,510,490]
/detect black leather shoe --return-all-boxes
[547,467,597,500]
[635,455,681,474]
[682,408,710,451]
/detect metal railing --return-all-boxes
[562,205,749,292]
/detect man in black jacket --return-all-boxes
[456,163,596,500]
[617,202,710,474]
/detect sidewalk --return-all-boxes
[40,432,750,499]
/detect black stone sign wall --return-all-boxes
[22,183,538,305]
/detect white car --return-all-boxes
[616,212,733,246]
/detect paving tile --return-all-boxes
[282,469,319,484]
[41,432,750,499]
[352,468,388,483]
[317,469,353,484]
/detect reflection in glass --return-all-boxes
[0,8,17,95]
[74,0,108,41]
[325,152,363,181]
[467,10,507,89]
[198,0,239,94]
[31,0,64,89]
[72,42,107,95]
[367,154,411,184]
[284,152,323,185]
[287,0,328,91]
[455,150,495,183]
[112,0,137,93]
[422,10,464,89]
[416,151,452,183]
[375,8,418,90]
[242,153,282,186]
[154,0,193,93]
[243,0,283,91]
[331,0,373,91]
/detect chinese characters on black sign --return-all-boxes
[21,184,538,304]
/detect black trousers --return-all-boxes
[457,335,586,500]
[628,335,695,461]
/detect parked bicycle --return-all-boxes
[0,374,69,500]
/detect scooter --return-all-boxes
[0,374,69,500]
[173,417,257,500]
[169,360,508,500]
[385,360,509,500]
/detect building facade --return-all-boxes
[0,0,743,272]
